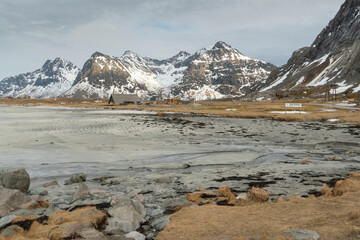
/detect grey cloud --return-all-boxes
[0,0,345,79]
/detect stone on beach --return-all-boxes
[106,197,146,234]
[0,168,30,192]
[0,188,49,218]
[64,173,87,185]
[42,181,59,188]
[155,176,172,184]
[69,183,112,211]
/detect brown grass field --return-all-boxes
[156,172,360,240]
[1,98,359,124]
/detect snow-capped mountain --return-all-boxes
[0,58,79,98]
[257,0,360,97]
[63,41,276,100]
[172,41,276,100]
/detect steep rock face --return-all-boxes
[259,0,360,97]
[173,41,276,100]
[0,58,79,98]
[64,41,275,100]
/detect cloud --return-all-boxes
[0,0,345,79]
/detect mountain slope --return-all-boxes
[172,41,275,100]
[0,58,79,98]
[258,0,360,97]
[64,41,276,100]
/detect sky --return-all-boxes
[0,0,345,80]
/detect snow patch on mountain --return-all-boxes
[0,58,79,98]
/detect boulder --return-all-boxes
[150,215,170,231]
[0,188,48,217]
[0,215,17,229]
[0,168,30,192]
[64,173,87,185]
[106,197,146,234]
[68,183,112,211]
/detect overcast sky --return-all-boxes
[0,0,345,79]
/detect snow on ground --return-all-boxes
[293,76,305,88]
[260,71,290,92]
[336,103,357,107]
[352,85,360,92]
[307,55,343,87]
[183,85,224,101]
[330,80,353,94]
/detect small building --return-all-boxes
[17,95,31,100]
[108,94,141,105]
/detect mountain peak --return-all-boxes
[212,41,232,50]
[122,50,140,57]
[91,51,107,58]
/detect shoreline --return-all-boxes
[1,98,360,124]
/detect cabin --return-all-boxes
[17,95,31,100]
[108,94,142,105]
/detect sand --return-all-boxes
[0,105,360,238]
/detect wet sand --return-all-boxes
[1,105,360,211]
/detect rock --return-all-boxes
[64,173,87,185]
[124,231,146,240]
[1,225,21,237]
[0,188,48,217]
[0,215,16,229]
[0,168,30,192]
[155,176,171,184]
[43,180,59,187]
[77,227,110,240]
[69,184,111,211]
[146,206,163,218]
[301,158,312,164]
[150,215,170,231]
[106,197,146,234]
[284,229,320,240]
[103,177,122,186]
[146,232,156,239]
[331,156,345,161]
[132,194,144,204]
[247,187,270,202]
[73,183,90,201]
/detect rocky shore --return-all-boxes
[0,106,360,239]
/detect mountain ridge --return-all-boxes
[63,41,276,100]
[0,58,79,98]
[257,0,360,98]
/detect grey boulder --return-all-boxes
[0,188,42,217]
[106,197,146,234]
[0,168,30,192]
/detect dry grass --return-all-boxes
[0,207,107,240]
[156,172,360,240]
[1,98,359,124]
